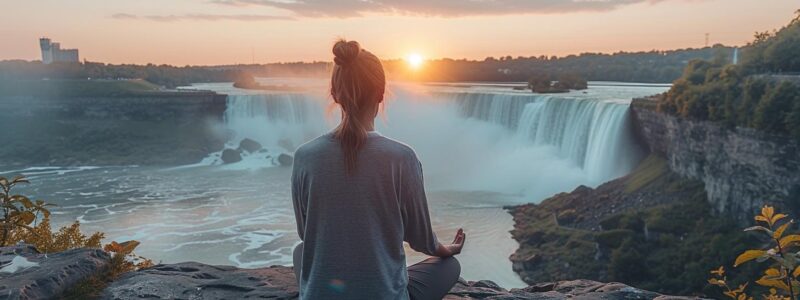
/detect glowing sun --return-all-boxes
[406,53,424,69]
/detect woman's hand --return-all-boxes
[434,228,466,257]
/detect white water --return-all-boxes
[4,80,668,288]
[208,81,650,197]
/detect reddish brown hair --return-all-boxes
[330,39,386,173]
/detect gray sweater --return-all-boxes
[291,131,439,300]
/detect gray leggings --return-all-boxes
[293,243,460,300]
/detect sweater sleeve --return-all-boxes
[400,153,439,256]
[291,157,306,241]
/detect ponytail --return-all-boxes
[331,39,386,173]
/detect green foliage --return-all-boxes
[383,46,734,83]
[609,239,647,283]
[709,205,800,300]
[554,74,588,90]
[656,12,800,139]
[754,82,800,132]
[527,73,587,93]
[596,229,635,248]
[0,60,247,89]
[600,195,754,296]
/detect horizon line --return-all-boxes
[1,43,738,67]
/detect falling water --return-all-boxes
[451,92,642,183]
[214,85,646,193]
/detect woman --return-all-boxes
[291,39,466,300]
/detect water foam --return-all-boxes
[209,86,645,198]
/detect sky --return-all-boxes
[0,0,796,65]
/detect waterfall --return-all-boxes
[208,87,645,199]
[196,93,329,168]
[223,93,328,152]
[448,93,642,183]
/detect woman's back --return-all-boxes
[292,131,438,300]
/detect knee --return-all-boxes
[440,256,461,277]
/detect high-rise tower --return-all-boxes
[39,38,79,64]
[39,38,53,64]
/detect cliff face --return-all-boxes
[630,97,800,223]
[0,92,228,166]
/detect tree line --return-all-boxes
[656,10,800,139]
[1,45,735,89]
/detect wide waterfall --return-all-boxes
[212,85,645,198]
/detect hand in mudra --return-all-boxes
[445,228,466,255]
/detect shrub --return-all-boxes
[596,229,635,248]
[1,175,153,299]
[709,205,800,299]
[0,176,53,247]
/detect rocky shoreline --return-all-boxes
[0,244,703,299]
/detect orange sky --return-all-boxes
[0,0,796,65]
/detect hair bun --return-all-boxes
[332,40,361,66]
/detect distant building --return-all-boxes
[39,38,79,64]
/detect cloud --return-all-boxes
[208,0,671,18]
[111,13,293,22]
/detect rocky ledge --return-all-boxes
[0,244,703,300]
[0,244,110,299]
[101,261,700,300]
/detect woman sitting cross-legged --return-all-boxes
[291,39,466,300]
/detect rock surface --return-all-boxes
[102,262,298,300]
[221,148,242,164]
[237,138,262,154]
[631,97,800,224]
[0,244,110,299]
[102,263,701,300]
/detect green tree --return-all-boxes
[785,95,800,139]
[754,82,798,132]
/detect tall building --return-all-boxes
[39,38,79,64]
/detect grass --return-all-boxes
[623,154,669,193]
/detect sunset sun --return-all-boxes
[406,53,424,69]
